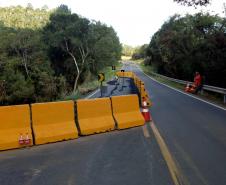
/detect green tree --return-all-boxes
[43,6,121,93]
[146,13,226,87]
[88,22,121,73]
[0,5,51,29]
[0,4,121,105]
[132,44,148,60]
[43,6,90,93]
[174,0,211,6]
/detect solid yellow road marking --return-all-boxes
[150,121,189,185]
[142,124,150,138]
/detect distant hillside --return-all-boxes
[0,5,51,29]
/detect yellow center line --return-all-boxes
[149,121,189,185]
[142,124,150,138]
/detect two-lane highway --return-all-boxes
[0,66,174,185]
[125,61,226,185]
[1,61,225,185]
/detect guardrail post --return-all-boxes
[200,89,204,95]
[224,94,226,104]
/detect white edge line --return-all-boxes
[85,89,100,99]
[140,69,226,111]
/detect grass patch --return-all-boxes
[63,91,82,101]
[139,61,226,108]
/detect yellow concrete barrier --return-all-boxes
[137,80,142,92]
[0,104,33,151]
[133,74,138,81]
[31,101,78,145]
[116,71,152,107]
[111,95,145,129]
[133,75,139,87]
[76,98,115,135]
[140,86,152,106]
[116,71,133,78]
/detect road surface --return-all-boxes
[1,61,226,185]
[124,61,226,185]
[0,68,173,185]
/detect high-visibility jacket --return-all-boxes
[194,74,202,86]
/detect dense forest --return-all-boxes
[145,13,226,88]
[0,5,121,105]
[122,44,148,60]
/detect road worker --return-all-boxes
[193,71,202,94]
[184,72,203,94]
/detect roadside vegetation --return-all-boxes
[122,44,148,61]
[131,0,226,107]
[140,61,226,108]
[0,4,122,105]
[66,62,123,100]
[145,13,226,89]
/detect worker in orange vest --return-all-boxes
[193,72,202,94]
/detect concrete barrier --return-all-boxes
[111,95,145,129]
[140,85,152,106]
[0,104,33,150]
[31,101,78,145]
[117,71,152,107]
[116,71,134,78]
[76,98,115,135]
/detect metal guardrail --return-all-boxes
[151,72,226,104]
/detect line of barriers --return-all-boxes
[0,94,145,151]
[116,71,152,106]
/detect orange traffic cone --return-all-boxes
[185,83,190,92]
[190,84,197,93]
[19,134,24,145]
[141,97,152,122]
[24,133,31,145]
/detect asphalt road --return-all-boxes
[0,69,173,185]
[1,61,226,185]
[1,127,175,185]
[88,77,137,99]
[124,61,226,185]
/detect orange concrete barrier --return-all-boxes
[133,75,139,87]
[140,85,152,106]
[0,105,33,151]
[76,98,115,135]
[116,71,133,78]
[141,92,151,106]
[31,101,78,145]
[116,71,152,107]
[111,95,145,129]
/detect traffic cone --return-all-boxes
[19,134,24,145]
[141,98,152,122]
[190,84,197,93]
[24,133,31,145]
[185,83,190,92]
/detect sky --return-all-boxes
[0,0,225,46]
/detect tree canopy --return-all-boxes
[146,13,226,88]
[0,5,121,105]
[132,44,148,60]
[0,5,51,29]
[174,0,211,6]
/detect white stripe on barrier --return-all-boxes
[142,109,149,113]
